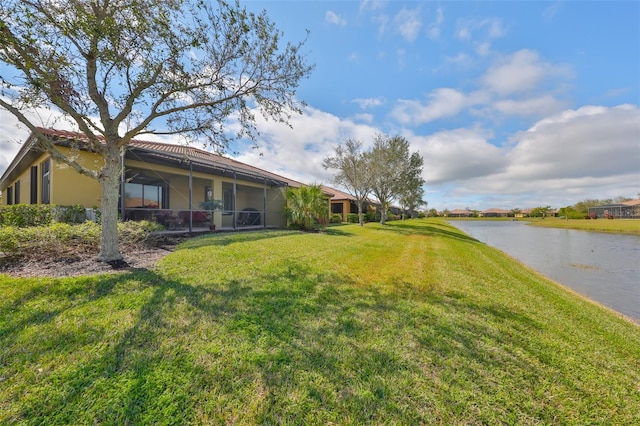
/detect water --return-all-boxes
[449,220,640,323]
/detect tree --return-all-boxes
[398,186,425,219]
[322,139,373,226]
[369,134,424,224]
[283,184,328,231]
[0,0,312,262]
[573,199,610,215]
[531,205,552,218]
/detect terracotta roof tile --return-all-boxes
[35,127,306,187]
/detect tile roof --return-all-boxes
[481,208,510,214]
[35,128,306,187]
[321,185,356,200]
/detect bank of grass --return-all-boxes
[526,216,640,235]
[1,219,639,424]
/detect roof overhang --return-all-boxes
[125,146,288,187]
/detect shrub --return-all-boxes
[0,204,54,227]
[347,213,359,223]
[330,213,343,223]
[283,184,328,231]
[0,204,91,227]
[0,220,161,261]
[119,220,164,249]
[55,204,87,224]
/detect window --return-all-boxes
[6,186,13,205]
[41,159,50,204]
[124,182,163,208]
[14,180,20,204]
[30,166,38,204]
[123,173,168,209]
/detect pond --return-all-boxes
[449,220,640,324]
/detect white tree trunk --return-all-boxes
[380,202,388,225]
[98,147,123,262]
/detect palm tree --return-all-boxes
[283,184,329,231]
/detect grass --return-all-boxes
[1,219,639,424]
[526,217,640,235]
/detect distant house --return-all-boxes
[479,208,510,218]
[0,128,312,231]
[518,208,558,218]
[447,209,473,218]
[321,185,375,222]
[588,199,640,219]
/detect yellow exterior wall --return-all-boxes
[1,148,101,207]
[50,148,102,206]
[3,157,36,205]
[2,146,289,228]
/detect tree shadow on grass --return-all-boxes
[172,227,357,254]
[176,228,295,250]
[2,260,593,425]
[373,220,481,243]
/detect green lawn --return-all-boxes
[1,219,639,424]
[527,217,640,235]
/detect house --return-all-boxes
[588,199,640,219]
[320,185,412,222]
[446,209,473,218]
[321,185,374,222]
[479,208,510,218]
[0,128,310,231]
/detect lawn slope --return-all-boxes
[527,217,640,235]
[1,220,638,424]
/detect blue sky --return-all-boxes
[1,1,639,211]
[230,0,640,210]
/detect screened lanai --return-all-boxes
[120,142,292,232]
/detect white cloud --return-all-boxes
[475,41,491,56]
[426,6,444,40]
[543,1,563,22]
[409,128,506,184]
[325,10,347,26]
[0,102,78,173]
[351,97,385,109]
[390,88,474,125]
[353,113,374,123]
[492,94,567,117]
[232,105,381,185]
[373,13,390,38]
[394,7,422,42]
[505,104,640,180]
[456,17,506,41]
[482,49,572,96]
[348,52,360,63]
[433,104,640,208]
[359,0,387,14]
[443,52,473,68]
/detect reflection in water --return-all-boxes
[450,221,640,323]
